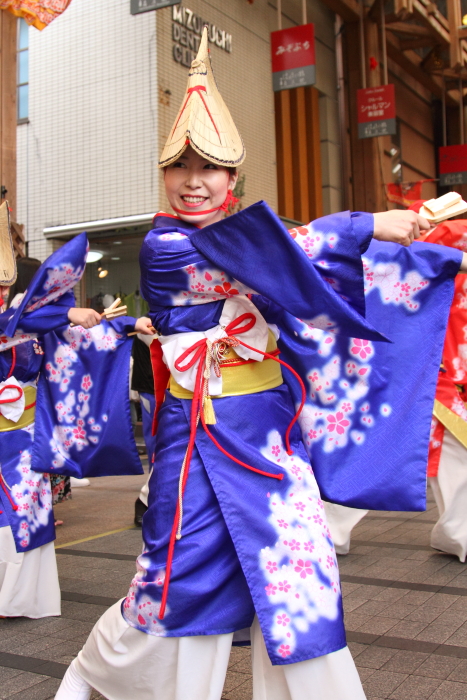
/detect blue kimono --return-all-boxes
[117,203,460,665]
[19,203,460,665]
[0,233,143,555]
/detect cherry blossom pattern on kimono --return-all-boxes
[259,431,340,660]
[123,555,168,634]
[10,443,52,549]
[43,324,124,470]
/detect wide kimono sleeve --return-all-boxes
[143,202,385,342]
[1,232,143,479]
[31,316,144,479]
[189,203,462,511]
[264,239,461,511]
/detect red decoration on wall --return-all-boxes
[385,180,436,207]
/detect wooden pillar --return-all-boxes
[447,0,462,70]
[343,19,385,213]
[0,11,17,220]
[275,86,323,223]
[275,90,295,220]
[305,86,323,219]
[290,87,310,223]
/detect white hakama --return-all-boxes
[323,503,368,555]
[55,601,367,700]
[0,525,61,618]
[429,429,467,562]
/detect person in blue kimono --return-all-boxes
[0,229,151,620]
[54,29,467,700]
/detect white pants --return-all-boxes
[323,503,368,555]
[429,429,467,562]
[55,601,366,700]
[0,525,61,618]
[139,470,151,508]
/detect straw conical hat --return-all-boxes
[159,27,245,168]
[0,201,16,287]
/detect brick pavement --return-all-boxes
[0,482,466,699]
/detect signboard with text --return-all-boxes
[439,145,467,186]
[357,84,396,139]
[131,0,178,14]
[271,24,315,92]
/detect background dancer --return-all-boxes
[409,205,467,562]
[0,207,151,620]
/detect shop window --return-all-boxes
[17,18,29,122]
[274,86,323,224]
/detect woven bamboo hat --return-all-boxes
[159,27,245,168]
[0,201,16,287]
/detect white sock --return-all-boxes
[55,659,92,700]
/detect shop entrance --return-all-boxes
[83,226,149,314]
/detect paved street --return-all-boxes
[1,473,467,699]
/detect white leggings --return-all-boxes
[55,659,92,700]
[55,604,366,700]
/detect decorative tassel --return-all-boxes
[220,189,240,213]
[203,396,217,425]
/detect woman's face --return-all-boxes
[164,147,238,228]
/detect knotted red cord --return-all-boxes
[158,312,306,620]
[0,383,23,405]
[0,475,18,511]
[220,189,239,213]
[6,346,16,379]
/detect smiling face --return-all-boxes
[164,147,238,228]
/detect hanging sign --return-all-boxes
[439,145,467,186]
[131,0,178,14]
[357,84,396,139]
[271,24,315,92]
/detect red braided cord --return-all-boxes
[159,350,206,620]
[6,346,16,379]
[235,339,306,456]
[195,89,221,142]
[0,478,18,511]
[171,86,206,137]
[158,312,303,619]
[0,384,24,405]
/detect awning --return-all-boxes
[43,213,155,239]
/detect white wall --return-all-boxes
[17,0,158,260]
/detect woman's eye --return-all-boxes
[172,162,186,168]
[203,164,218,170]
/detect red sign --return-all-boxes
[357,84,395,123]
[357,84,396,139]
[271,24,315,72]
[439,145,467,174]
[270,24,315,91]
[439,145,467,186]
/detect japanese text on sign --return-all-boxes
[271,24,315,92]
[357,84,396,139]
[275,41,311,55]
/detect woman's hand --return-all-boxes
[67,307,101,329]
[373,210,431,247]
[134,316,156,335]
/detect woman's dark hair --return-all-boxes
[7,257,41,307]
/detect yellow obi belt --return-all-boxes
[0,385,36,432]
[169,331,283,399]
